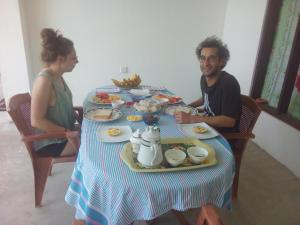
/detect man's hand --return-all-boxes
[175,112,195,124]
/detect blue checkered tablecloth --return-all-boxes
[65,88,235,225]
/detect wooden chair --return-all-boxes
[7,93,83,207]
[196,204,224,225]
[221,95,261,200]
[172,95,261,225]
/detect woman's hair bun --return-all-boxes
[40,28,73,63]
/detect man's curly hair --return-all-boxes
[195,36,230,69]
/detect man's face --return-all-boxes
[199,47,224,77]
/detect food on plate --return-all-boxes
[133,100,161,113]
[112,73,141,88]
[153,94,182,104]
[92,93,121,104]
[127,115,143,122]
[93,109,113,120]
[192,126,208,134]
[107,127,121,136]
[165,106,193,116]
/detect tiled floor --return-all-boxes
[1,111,300,225]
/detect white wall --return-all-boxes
[2,0,300,177]
[223,0,300,178]
[222,0,268,95]
[0,0,30,104]
[22,0,228,105]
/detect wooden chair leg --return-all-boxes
[232,141,247,200]
[232,166,240,200]
[171,210,191,225]
[48,162,53,176]
[72,219,85,225]
[196,205,224,225]
[33,157,53,207]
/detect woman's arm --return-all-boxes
[31,76,66,132]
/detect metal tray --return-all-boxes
[120,138,217,173]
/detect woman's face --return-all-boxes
[61,48,78,72]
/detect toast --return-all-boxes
[93,109,113,120]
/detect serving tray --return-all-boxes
[120,138,217,173]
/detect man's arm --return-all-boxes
[188,97,203,108]
[175,112,236,127]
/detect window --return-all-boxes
[251,0,300,130]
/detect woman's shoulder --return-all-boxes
[34,70,53,89]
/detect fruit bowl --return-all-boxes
[112,74,141,88]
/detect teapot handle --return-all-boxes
[151,144,159,165]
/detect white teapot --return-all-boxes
[137,126,163,168]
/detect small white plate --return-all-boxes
[98,125,132,143]
[179,122,219,140]
[84,108,123,122]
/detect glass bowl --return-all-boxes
[142,112,160,125]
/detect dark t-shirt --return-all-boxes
[200,71,241,133]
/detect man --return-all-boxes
[175,36,241,133]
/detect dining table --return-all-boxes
[65,85,235,225]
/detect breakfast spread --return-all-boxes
[107,128,121,136]
[93,109,113,120]
[192,126,208,134]
[92,93,120,104]
[112,73,141,88]
[127,115,143,122]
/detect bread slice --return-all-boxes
[93,108,113,120]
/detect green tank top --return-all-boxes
[34,69,75,151]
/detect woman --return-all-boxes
[31,28,80,157]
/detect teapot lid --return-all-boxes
[141,126,160,142]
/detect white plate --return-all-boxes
[129,89,151,97]
[152,94,182,105]
[140,85,166,91]
[84,108,123,122]
[88,94,121,105]
[179,122,219,140]
[96,87,121,93]
[98,125,132,143]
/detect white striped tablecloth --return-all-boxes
[65,89,235,225]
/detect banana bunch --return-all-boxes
[112,73,141,88]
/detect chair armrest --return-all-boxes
[22,131,67,143]
[221,132,255,140]
[73,106,83,124]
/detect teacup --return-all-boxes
[187,146,208,164]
